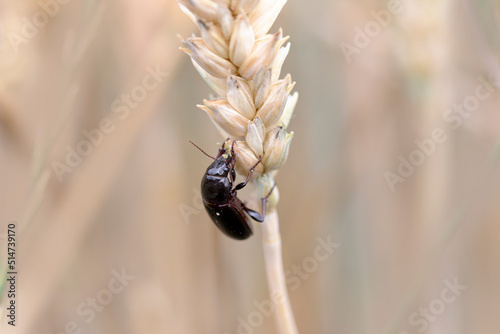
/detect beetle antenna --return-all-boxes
[189,140,216,160]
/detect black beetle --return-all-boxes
[190,140,272,240]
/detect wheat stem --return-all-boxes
[261,210,298,334]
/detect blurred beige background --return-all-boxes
[1,0,500,333]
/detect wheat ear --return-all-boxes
[177,0,298,333]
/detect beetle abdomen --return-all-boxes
[203,202,253,240]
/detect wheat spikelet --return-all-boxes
[178,1,298,333]
[178,0,297,184]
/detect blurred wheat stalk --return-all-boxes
[177,0,298,333]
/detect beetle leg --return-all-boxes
[227,140,237,185]
[234,157,262,191]
[230,168,236,183]
[243,183,276,223]
[264,183,277,200]
[243,206,264,222]
[230,139,236,156]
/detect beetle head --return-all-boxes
[206,153,233,177]
[205,140,234,177]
